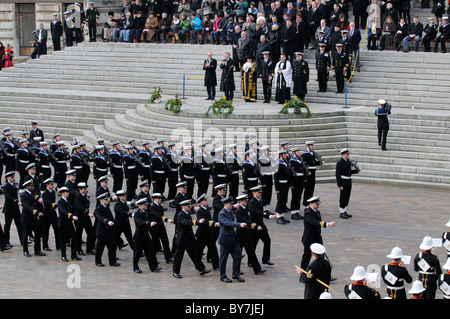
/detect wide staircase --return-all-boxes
[0,6,449,190]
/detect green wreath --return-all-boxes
[279,96,311,117]
[202,96,234,118]
[164,96,182,114]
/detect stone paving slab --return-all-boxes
[1,177,449,300]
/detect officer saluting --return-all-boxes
[344,265,381,299]
[335,148,360,219]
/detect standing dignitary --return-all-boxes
[50,13,63,51]
[259,51,274,103]
[195,194,219,270]
[375,99,390,151]
[292,52,309,100]
[86,2,100,42]
[41,178,60,251]
[241,56,258,102]
[301,141,324,207]
[63,11,74,47]
[20,179,46,258]
[94,193,120,267]
[132,198,161,273]
[220,52,236,101]
[173,199,212,279]
[218,196,246,283]
[57,186,81,262]
[302,243,332,299]
[381,246,413,299]
[204,51,217,100]
[335,148,360,219]
[274,53,292,104]
[2,171,22,247]
[413,235,442,299]
[299,196,336,282]
[332,43,348,94]
[247,186,276,266]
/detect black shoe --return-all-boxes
[330,276,337,281]
[166,258,174,264]
[35,251,46,256]
[232,276,245,282]
[87,250,96,255]
[344,211,352,218]
[118,243,128,249]
[281,216,290,223]
[23,252,32,257]
[61,257,69,262]
[151,267,162,272]
[291,212,303,220]
[200,269,212,276]
[173,273,182,279]
[110,262,121,267]
[96,263,106,267]
[276,217,286,224]
[254,269,267,274]
[77,251,86,256]
[263,260,274,265]
[382,148,388,151]
[221,277,232,283]
[43,247,52,251]
[134,269,142,273]
[72,255,82,261]
[340,212,349,219]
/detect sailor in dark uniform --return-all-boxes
[211,147,229,197]
[335,148,360,219]
[149,193,174,264]
[375,99,390,151]
[166,142,180,203]
[258,51,274,103]
[301,141,324,207]
[274,149,291,224]
[194,142,211,198]
[179,146,196,199]
[332,43,348,94]
[57,186,81,262]
[226,144,241,201]
[37,141,53,191]
[93,145,108,189]
[302,243,332,299]
[17,138,32,190]
[3,132,18,174]
[242,150,260,201]
[53,141,68,189]
[109,141,124,194]
[258,146,274,214]
[123,145,139,207]
[69,144,84,184]
[289,146,310,220]
[138,140,152,183]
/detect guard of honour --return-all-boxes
[1,126,450,298]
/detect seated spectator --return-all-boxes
[226,17,236,38]
[177,12,191,43]
[379,15,396,50]
[112,13,126,42]
[395,17,409,51]
[200,14,214,44]
[155,12,172,43]
[190,12,203,44]
[120,12,135,42]
[434,15,450,53]
[367,17,380,50]
[171,14,181,43]
[131,11,146,43]
[143,11,159,42]
[103,11,117,42]
[216,13,230,45]
[422,17,438,52]
[211,13,222,44]
[402,16,423,52]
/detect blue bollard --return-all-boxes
[182,74,186,99]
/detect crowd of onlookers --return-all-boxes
[97,0,450,54]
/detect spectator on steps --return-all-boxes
[379,15,396,50]
[402,16,423,52]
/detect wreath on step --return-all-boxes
[164,95,182,114]
[146,87,162,104]
[279,96,311,118]
[202,96,234,118]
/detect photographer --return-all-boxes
[375,99,391,151]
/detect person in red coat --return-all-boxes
[3,44,13,68]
